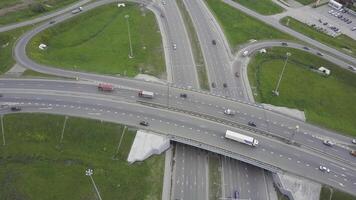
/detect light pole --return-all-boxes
[272,52,291,96]
[85,169,103,200]
[125,15,134,58]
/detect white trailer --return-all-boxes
[138,90,154,98]
[225,130,259,147]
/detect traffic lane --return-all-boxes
[242,41,353,69]
[161,0,198,88]
[183,0,238,98]
[0,0,91,33]
[4,93,356,194]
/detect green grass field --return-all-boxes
[0,114,164,200]
[28,3,165,77]
[0,0,21,9]
[0,26,33,74]
[280,17,356,58]
[233,0,284,15]
[205,0,294,52]
[248,47,356,137]
[320,186,356,200]
[0,0,78,25]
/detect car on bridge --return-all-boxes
[139,121,149,126]
[319,166,330,173]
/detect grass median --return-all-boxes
[293,0,314,5]
[232,0,284,15]
[0,0,78,25]
[320,186,356,200]
[248,47,356,137]
[280,16,356,58]
[0,113,164,200]
[28,3,165,78]
[205,0,294,52]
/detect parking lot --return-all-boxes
[314,4,356,39]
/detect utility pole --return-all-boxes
[125,15,134,58]
[1,115,5,146]
[85,169,103,200]
[272,52,291,96]
[60,116,68,143]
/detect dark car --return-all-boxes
[303,46,310,50]
[180,93,187,98]
[223,83,227,88]
[211,82,216,88]
[49,20,56,24]
[235,72,240,77]
[248,121,256,127]
[139,121,149,126]
[350,150,356,157]
[11,106,21,111]
[317,52,323,56]
[212,40,216,45]
[281,42,288,46]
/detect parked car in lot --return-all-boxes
[351,27,356,31]
[347,20,352,24]
[319,166,330,173]
[139,121,149,126]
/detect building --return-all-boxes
[328,0,343,10]
[318,67,331,76]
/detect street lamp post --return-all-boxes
[272,52,291,96]
[85,169,103,200]
[125,15,134,58]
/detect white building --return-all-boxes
[328,0,343,10]
[318,67,331,76]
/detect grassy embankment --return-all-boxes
[0,113,164,200]
[233,0,284,15]
[205,0,294,52]
[320,186,356,200]
[0,26,34,74]
[280,16,356,58]
[0,0,79,25]
[248,47,356,137]
[28,3,165,78]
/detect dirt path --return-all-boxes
[0,0,35,17]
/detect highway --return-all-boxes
[182,0,272,198]
[1,0,356,197]
[158,0,209,199]
[1,79,356,195]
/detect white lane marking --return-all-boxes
[88,112,101,115]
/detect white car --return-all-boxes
[319,166,330,173]
[352,139,356,144]
[323,140,335,146]
[162,0,166,5]
[224,109,235,116]
[172,43,177,50]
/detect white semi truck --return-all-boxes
[138,90,154,99]
[225,130,259,147]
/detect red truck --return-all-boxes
[98,83,114,92]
